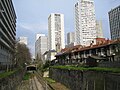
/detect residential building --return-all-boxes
[35,34,47,62]
[43,50,57,63]
[109,5,120,40]
[48,13,65,52]
[67,32,75,45]
[55,38,120,66]
[75,0,96,46]
[96,20,104,38]
[65,42,76,48]
[36,34,45,41]
[0,0,16,69]
[18,37,28,45]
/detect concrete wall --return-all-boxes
[49,68,120,90]
[0,69,25,90]
[98,61,120,68]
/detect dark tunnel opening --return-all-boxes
[27,66,37,71]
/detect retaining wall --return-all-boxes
[49,68,120,90]
[0,69,25,90]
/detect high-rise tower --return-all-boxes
[67,32,75,45]
[35,34,47,61]
[48,13,65,52]
[18,37,28,45]
[0,0,16,68]
[109,5,120,40]
[75,0,96,46]
[96,20,104,38]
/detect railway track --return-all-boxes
[32,77,39,90]
[17,71,52,90]
[35,71,54,90]
[29,74,45,90]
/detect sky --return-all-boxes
[12,0,120,57]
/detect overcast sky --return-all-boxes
[13,0,120,57]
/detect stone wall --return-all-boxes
[49,68,120,90]
[0,69,25,90]
[98,61,120,68]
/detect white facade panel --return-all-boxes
[35,34,48,61]
[18,37,28,45]
[67,32,75,45]
[75,0,96,46]
[96,20,104,38]
[48,13,65,52]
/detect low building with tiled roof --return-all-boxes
[54,38,120,67]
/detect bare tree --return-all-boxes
[15,43,32,68]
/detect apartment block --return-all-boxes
[48,13,65,52]
[109,5,120,40]
[0,0,16,69]
[75,0,96,46]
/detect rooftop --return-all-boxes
[56,38,120,56]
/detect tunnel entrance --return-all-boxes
[27,67,36,71]
[26,65,37,71]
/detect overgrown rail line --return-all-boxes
[35,71,54,90]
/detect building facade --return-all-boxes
[48,13,65,52]
[43,50,57,63]
[96,20,104,38]
[67,32,75,45]
[109,5,120,40]
[35,34,48,62]
[0,0,16,69]
[36,34,45,41]
[55,39,120,66]
[75,0,96,46]
[18,37,28,45]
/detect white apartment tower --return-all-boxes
[36,34,45,40]
[67,32,75,45]
[75,0,96,46]
[48,13,65,52]
[96,20,104,38]
[35,34,47,61]
[18,37,28,45]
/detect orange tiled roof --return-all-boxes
[57,38,120,56]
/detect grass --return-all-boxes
[23,73,32,80]
[50,65,120,73]
[45,77,56,84]
[0,70,16,78]
[45,77,69,90]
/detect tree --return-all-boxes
[43,60,50,69]
[15,43,32,68]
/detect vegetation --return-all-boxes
[23,73,32,80]
[41,60,51,72]
[35,54,43,68]
[43,60,50,69]
[15,43,32,68]
[45,77,69,90]
[0,70,17,78]
[51,65,120,73]
[45,77,56,84]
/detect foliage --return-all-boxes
[15,43,32,68]
[51,65,120,73]
[43,60,51,69]
[36,54,42,63]
[40,60,51,72]
[0,70,17,78]
[23,73,31,80]
[45,77,56,84]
